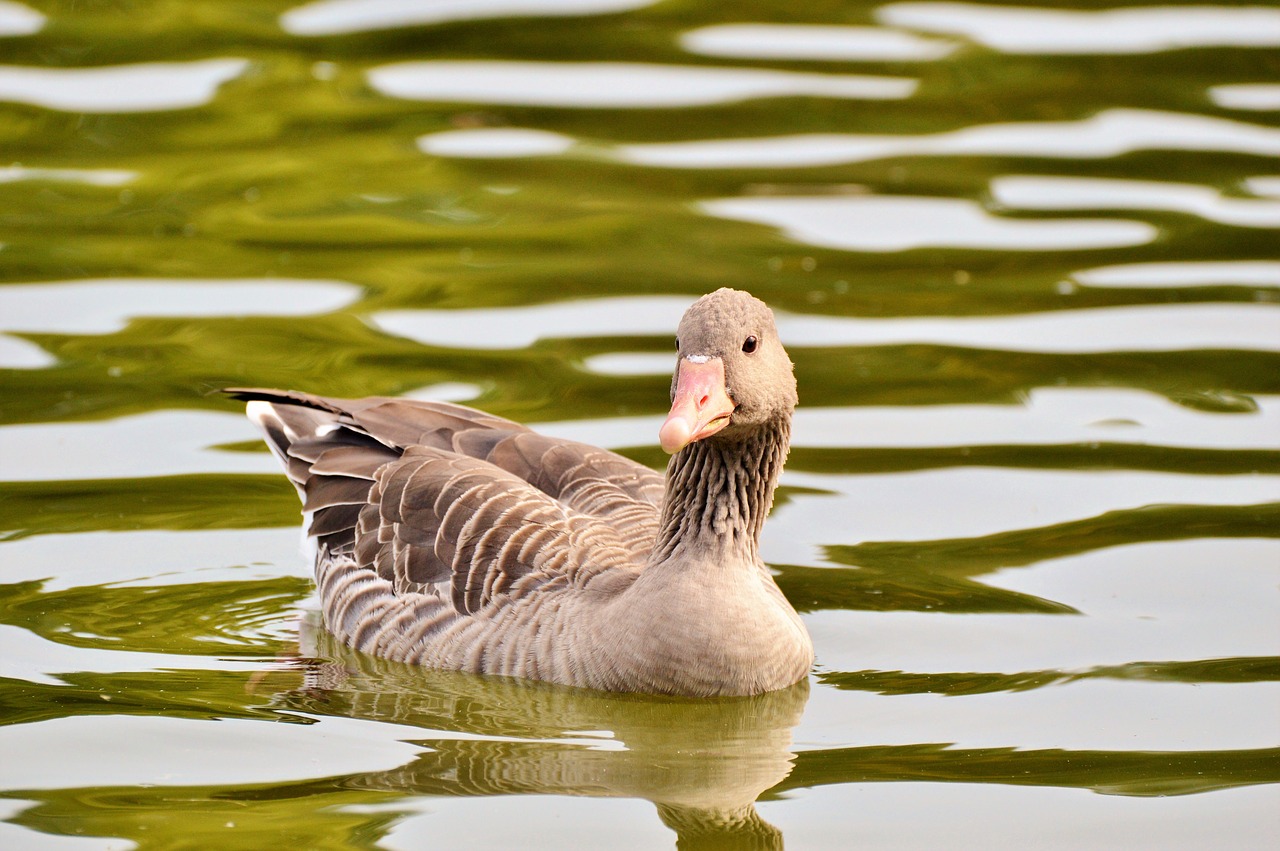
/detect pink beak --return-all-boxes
[659,357,736,454]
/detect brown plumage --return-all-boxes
[228,288,813,696]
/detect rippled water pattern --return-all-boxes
[1,0,1278,848]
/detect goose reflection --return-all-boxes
[279,616,809,849]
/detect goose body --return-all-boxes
[230,288,813,696]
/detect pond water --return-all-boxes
[2,0,1278,848]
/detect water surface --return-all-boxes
[1,0,1277,848]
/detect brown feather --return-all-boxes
[308,502,362,537]
[301,474,374,511]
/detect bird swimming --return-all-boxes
[228,287,812,696]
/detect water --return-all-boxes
[1,0,1278,847]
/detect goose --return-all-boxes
[228,287,813,696]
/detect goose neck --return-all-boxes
[651,417,790,565]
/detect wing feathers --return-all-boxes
[310,444,395,477]
[232,387,660,625]
[301,474,373,511]
[309,502,362,537]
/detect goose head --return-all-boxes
[660,288,798,454]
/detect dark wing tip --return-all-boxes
[223,387,347,415]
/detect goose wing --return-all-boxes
[227,389,661,612]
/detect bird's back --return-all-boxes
[228,388,665,671]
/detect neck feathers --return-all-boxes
[651,417,790,564]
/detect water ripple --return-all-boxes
[0,166,137,186]
[798,662,1280,751]
[417,127,577,159]
[1072,260,1280,289]
[1209,83,1280,111]
[0,528,304,591]
[281,0,657,36]
[371,296,689,349]
[0,714,424,787]
[0,58,249,113]
[701,194,1157,252]
[373,298,1280,353]
[367,60,917,108]
[879,2,1280,54]
[0,0,42,36]
[764,303,1280,353]
[0,625,268,687]
[0,411,275,482]
[990,175,1280,228]
[525,390,1280,453]
[0,335,54,369]
[0,279,361,336]
[788,389,1280,451]
[804,539,1280,680]
[680,23,956,62]
[765,785,1279,846]
[618,109,1280,168]
[1246,176,1280,197]
[778,468,1280,562]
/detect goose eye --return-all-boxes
[674,337,680,351]
[742,335,758,354]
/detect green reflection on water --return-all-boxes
[2,0,1279,846]
[824,502,1280,579]
[0,475,298,538]
[4,784,409,851]
[822,656,1280,697]
[5,623,813,850]
[0,576,310,655]
[4,318,1278,425]
[777,744,1280,799]
[7,629,1273,850]
[0,670,301,728]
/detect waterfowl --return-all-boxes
[228,287,812,696]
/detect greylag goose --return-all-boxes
[228,288,812,696]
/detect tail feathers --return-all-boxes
[242,398,400,557]
[245,400,326,493]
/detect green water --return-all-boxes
[1,0,1278,848]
